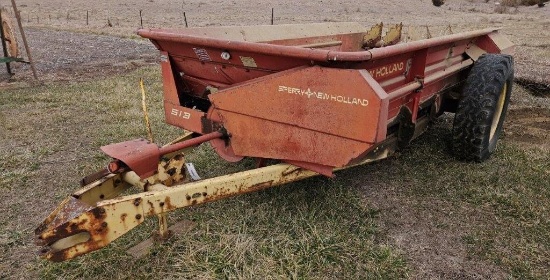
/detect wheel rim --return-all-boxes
[490,83,507,140]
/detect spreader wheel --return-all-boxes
[1,8,19,58]
[452,54,513,162]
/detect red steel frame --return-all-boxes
[138,23,513,176]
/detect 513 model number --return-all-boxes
[171,108,191,119]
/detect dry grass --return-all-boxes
[379,118,550,279]
[1,1,549,275]
[1,64,549,278]
[1,67,409,279]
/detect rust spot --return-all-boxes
[166,167,177,176]
[114,179,122,187]
[49,250,70,262]
[133,198,142,206]
[47,237,105,262]
[50,221,86,244]
[121,213,127,222]
[202,192,207,197]
[91,207,106,219]
[249,181,274,191]
[173,154,183,161]
[162,178,174,187]
[147,201,155,216]
[282,167,303,177]
[201,181,275,204]
[191,200,197,205]
[36,197,90,235]
[41,204,113,261]
[135,214,142,220]
[143,181,150,192]
[76,218,89,227]
[40,207,110,259]
[185,195,191,200]
[164,197,175,210]
[191,193,201,199]
[99,194,105,199]
[160,202,165,207]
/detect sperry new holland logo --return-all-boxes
[277,86,369,107]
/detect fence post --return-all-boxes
[183,12,188,27]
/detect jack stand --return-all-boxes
[155,213,172,240]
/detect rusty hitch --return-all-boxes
[100,131,224,179]
[35,130,397,262]
[34,130,319,262]
[35,173,138,262]
[35,162,321,261]
[36,131,223,261]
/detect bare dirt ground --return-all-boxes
[0,27,157,83]
[1,0,549,87]
[0,0,549,278]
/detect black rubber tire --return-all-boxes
[452,53,514,162]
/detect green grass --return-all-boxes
[1,67,549,279]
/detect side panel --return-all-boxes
[164,102,205,133]
[155,40,309,85]
[266,33,365,51]
[475,32,515,55]
[208,66,387,167]
[160,51,206,133]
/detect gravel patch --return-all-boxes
[0,27,157,84]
